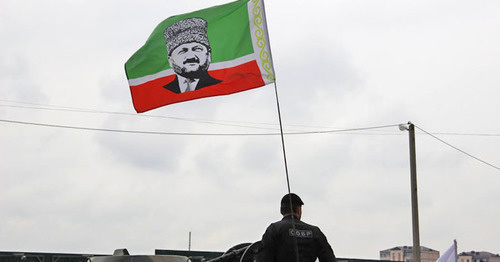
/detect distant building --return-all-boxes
[458,251,500,262]
[380,246,440,262]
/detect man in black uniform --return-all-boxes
[260,193,336,262]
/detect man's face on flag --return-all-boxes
[168,42,211,79]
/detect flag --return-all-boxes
[125,0,275,113]
[436,240,457,262]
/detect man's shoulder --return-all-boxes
[163,76,181,93]
[297,220,316,227]
[268,219,285,228]
[197,73,222,88]
[264,219,290,233]
[296,220,323,232]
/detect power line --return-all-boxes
[424,132,500,137]
[414,124,500,171]
[0,118,400,136]
[0,102,302,131]
[2,117,498,171]
[3,100,500,137]
[0,100,403,133]
[0,99,500,137]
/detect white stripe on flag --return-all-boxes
[128,53,257,87]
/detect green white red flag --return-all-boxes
[125,0,275,113]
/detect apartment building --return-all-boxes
[458,251,500,262]
[380,246,440,262]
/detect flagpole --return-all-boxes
[272,83,292,194]
[272,81,300,262]
[260,0,292,198]
[454,240,458,262]
[262,1,299,261]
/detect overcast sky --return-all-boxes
[1,0,499,259]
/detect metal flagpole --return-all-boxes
[272,82,292,195]
[263,1,298,258]
[260,0,292,198]
[272,81,300,262]
[454,239,458,262]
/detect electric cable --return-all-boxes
[0,118,400,136]
[414,124,500,171]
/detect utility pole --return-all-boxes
[400,122,421,262]
[189,231,192,251]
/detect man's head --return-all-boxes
[164,17,212,79]
[280,193,304,217]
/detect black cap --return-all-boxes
[280,193,304,208]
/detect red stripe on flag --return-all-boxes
[130,60,266,113]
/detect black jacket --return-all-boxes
[163,72,221,94]
[260,215,336,262]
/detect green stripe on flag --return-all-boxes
[125,0,254,80]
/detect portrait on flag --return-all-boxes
[125,0,275,113]
[163,17,222,94]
